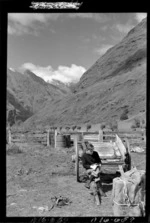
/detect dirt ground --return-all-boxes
[6,143,146,217]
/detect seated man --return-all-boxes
[81,141,106,197]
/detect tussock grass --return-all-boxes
[6,144,23,155]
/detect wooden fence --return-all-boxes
[7,128,146,148]
[7,129,55,147]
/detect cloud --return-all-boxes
[68,13,110,23]
[9,67,15,72]
[84,37,91,43]
[18,63,86,83]
[8,23,39,36]
[8,25,15,35]
[101,25,109,31]
[8,13,60,26]
[135,13,147,22]
[8,13,110,36]
[114,13,147,36]
[115,23,134,34]
[8,13,111,36]
[94,44,114,56]
[8,13,61,35]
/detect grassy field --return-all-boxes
[6,142,146,217]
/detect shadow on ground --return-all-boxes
[78,172,120,193]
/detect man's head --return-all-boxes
[84,141,94,155]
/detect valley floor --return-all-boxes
[6,143,146,217]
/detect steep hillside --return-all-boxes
[74,18,146,92]
[50,79,72,94]
[7,69,70,126]
[24,18,146,128]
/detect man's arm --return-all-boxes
[94,151,102,164]
[81,154,91,169]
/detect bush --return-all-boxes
[131,124,135,130]
[141,119,145,124]
[15,119,22,127]
[86,124,91,131]
[65,127,70,130]
[6,144,23,155]
[141,119,146,128]
[101,124,106,130]
[109,120,118,131]
[131,118,141,129]
[77,126,81,130]
[120,108,129,120]
[72,126,76,131]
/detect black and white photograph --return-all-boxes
[1,1,148,221]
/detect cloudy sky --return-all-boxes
[7,12,147,83]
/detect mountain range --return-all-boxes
[7,69,70,126]
[7,18,147,129]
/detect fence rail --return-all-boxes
[7,128,146,147]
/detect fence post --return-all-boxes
[81,131,84,141]
[8,129,11,145]
[75,135,79,182]
[54,130,57,149]
[99,129,103,142]
[143,129,146,142]
[47,129,50,146]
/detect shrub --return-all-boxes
[101,124,106,130]
[6,144,23,155]
[65,127,70,130]
[77,126,81,130]
[109,120,118,131]
[141,119,145,125]
[86,124,91,131]
[131,124,135,130]
[141,119,146,128]
[15,119,22,127]
[112,120,118,131]
[131,118,141,129]
[120,108,129,120]
[51,126,57,130]
[72,126,76,131]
